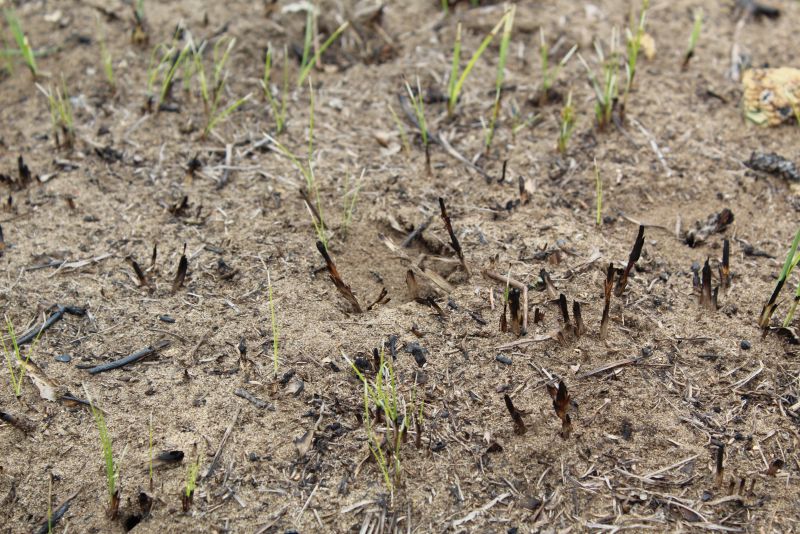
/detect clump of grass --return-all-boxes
[267,271,279,377]
[37,80,75,149]
[97,18,115,92]
[1,316,43,397]
[182,448,200,512]
[556,90,575,154]
[296,7,349,88]
[484,4,515,154]
[759,228,800,328]
[344,347,411,492]
[132,0,148,45]
[538,29,577,105]
[682,9,703,70]
[341,169,364,239]
[145,40,191,112]
[84,386,120,519]
[447,10,511,116]
[4,10,37,77]
[622,0,650,118]
[192,37,251,138]
[578,28,619,130]
[262,44,289,135]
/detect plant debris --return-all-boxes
[744,151,800,182]
[503,394,527,435]
[316,241,363,313]
[684,209,734,247]
[438,197,470,276]
[546,380,572,438]
[614,225,644,296]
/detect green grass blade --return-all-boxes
[297,21,349,87]
[448,13,506,115]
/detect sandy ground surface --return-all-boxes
[1,0,800,532]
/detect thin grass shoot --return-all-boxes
[682,8,703,70]
[4,10,37,77]
[484,4,515,154]
[296,14,349,88]
[447,11,508,116]
[622,0,649,117]
[1,316,43,397]
[83,385,120,519]
[387,103,411,154]
[539,29,577,104]
[262,44,289,134]
[405,78,428,148]
[557,90,575,154]
[594,158,603,226]
[97,17,115,91]
[268,271,279,377]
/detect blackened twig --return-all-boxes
[316,241,363,313]
[172,244,188,293]
[401,217,432,248]
[366,287,390,311]
[547,380,572,438]
[235,388,272,409]
[482,270,528,331]
[17,305,86,346]
[0,409,35,433]
[128,257,149,287]
[438,197,470,277]
[720,239,731,290]
[614,225,645,297]
[540,268,558,299]
[700,259,717,310]
[600,264,615,340]
[508,288,522,336]
[558,293,571,329]
[33,491,79,534]
[573,301,585,337]
[87,339,171,374]
[503,394,527,435]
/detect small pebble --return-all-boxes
[159,315,176,323]
[740,340,751,350]
[55,354,71,363]
[496,354,512,365]
[641,346,653,357]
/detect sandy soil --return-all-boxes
[1,0,800,532]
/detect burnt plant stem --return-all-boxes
[614,225,645,297]
[87,340,170,374]
[172,244,188,293]
[715,444,725,486]
[16,305,86,346]
[508,288,522,336]
[503,394,527,435]
[558,293,570,327]
[482,270,528,331]
[700,259,716,310]
[573,301,585,337]
[315,241,363,313]
[720,239,730,290]
[601,263,615,340]
[438,197,470,277]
